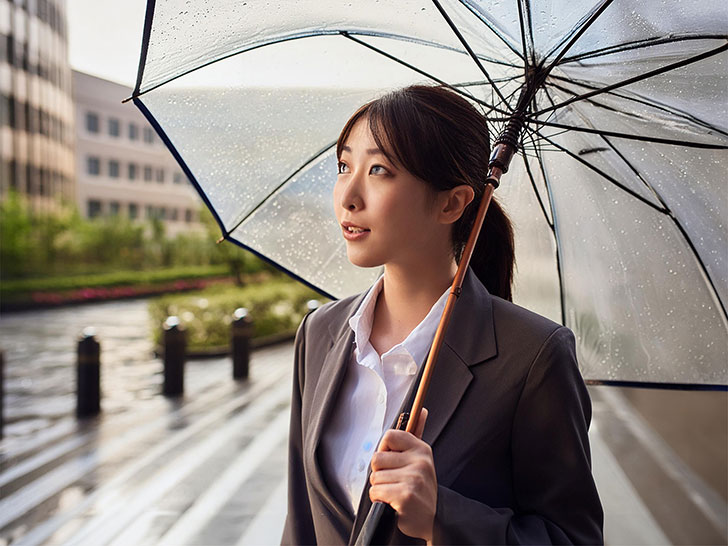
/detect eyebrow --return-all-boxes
[341,145,385,156]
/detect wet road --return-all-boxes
[1,301,726,545]
[1,300,162,446]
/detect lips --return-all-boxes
[341,221,370,240]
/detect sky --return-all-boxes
[67,0,148,87]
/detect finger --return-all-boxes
[378,429,422,453]
[370,450,410,471]
[370,468,417,486]
[413,407,428,440]
[369,483,408,511]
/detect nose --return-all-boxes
[338,171,364,212]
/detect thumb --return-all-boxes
[413,407,428,439]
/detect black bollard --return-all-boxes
[0,350,4,438]
[77,328,101,418]
[232,308,252,380]
[163,316,186,397]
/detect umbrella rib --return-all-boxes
[126,28,519,102]
[560,33,728,65]
[224,140,338,237]
[598,136,728,322]
[524,117,728,149]
[517,0,535,68]
[524,129,567,326]
[540,0,615,72]
[430,0,512,112]
[341,32,512,116]
[533,42,728,118]
[544,76,728,139]
[544,74,728,136]
[520,140,554,229]
[457,0,525,61]
[532,129,668,214]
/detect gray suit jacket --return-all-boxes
[281,270,603,545]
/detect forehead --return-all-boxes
[342,118,377,149]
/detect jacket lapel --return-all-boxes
[421,269,497,447]
[305,293,365,526]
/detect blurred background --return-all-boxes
[0,1,726,545]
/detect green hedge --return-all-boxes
[1,265,231,298]
[148,279,328,351]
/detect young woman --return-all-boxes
[282,84,603,545]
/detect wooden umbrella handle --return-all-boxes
[405,178,498,435]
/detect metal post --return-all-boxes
[232,308,252,380]
[163,316,186,397]
[0,350,4,438]
[77,327,101,418]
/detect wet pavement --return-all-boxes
[1,300,726,545]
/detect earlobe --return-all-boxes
[439,185,475,224]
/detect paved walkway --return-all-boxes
[1,300,726,545]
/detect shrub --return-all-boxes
[148,279,327,350]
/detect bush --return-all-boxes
[148,279,327,350]
[0,191,270,282]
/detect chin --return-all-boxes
[346,249,385,269]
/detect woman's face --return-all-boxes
[333,117,450,269]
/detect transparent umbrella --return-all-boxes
[127,0,727,389]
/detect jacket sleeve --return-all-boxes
[432,326,604,545]
[281,313,317,545]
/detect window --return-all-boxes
[88,199,102,218]
[87,156,100,176]
[159,207,167,220]
[129,203,138,219]
[146,205,154,219]
[170,208,179,221]
[108,118,120,137]
[108,160,120,178]
[86,112,99,133]
[173,172,185,185]
[143,165,153,181]
[109,201,120,216]
[143,127,154,143]
[128,122,138,140]
[155,168,165,183]
[185,209,194,223]
[128,163,137,180]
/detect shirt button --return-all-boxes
[377,393,385,405]
[357,460,366,472]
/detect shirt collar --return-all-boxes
[348,276,449,375]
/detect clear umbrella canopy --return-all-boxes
[130,0,728,387]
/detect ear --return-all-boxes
[437,185,475,225]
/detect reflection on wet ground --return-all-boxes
[0,300,726,545]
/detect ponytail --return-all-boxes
[468,197,514,301]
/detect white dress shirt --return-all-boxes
[320,276,449,513]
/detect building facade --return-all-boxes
[0,0,75,210]
[73,70,202,236]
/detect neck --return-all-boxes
[368,253,458,355]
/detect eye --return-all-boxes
[370,165,389,175]
[337,161,349,174]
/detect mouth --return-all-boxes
[341,222,370,240]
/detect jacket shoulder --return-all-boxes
[491,296,570,346]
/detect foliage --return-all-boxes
[0,191,272,283]
[148,279,327,350]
